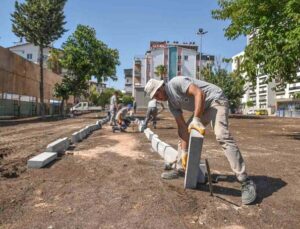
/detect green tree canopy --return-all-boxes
[202,64,245,112]
[11,0,67,116]
[61,24,120,83]
[212,0,300,86]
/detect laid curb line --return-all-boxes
[27,116,110,169]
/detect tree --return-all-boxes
[61,24,120,83]
[89,85,101,106]
[202,64,245,112]
[11,0,67,117]
[47,49,63,74]
[246,100,254,107]
[212,0,300,86]
[121,95,134,105]
[53,76,72,115]
[60,25,120,100]
[155,65,168,80]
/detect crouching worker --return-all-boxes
[144,76,257,205]
[142,99,164,130]
[112,104,132,132]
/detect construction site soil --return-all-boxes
[0,111,299,228]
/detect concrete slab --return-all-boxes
[164,146,178,163]
[151,135,160,152]
[144,128,154,140]
[79,129,86,139]
[71,132,80,143]
[27,152,57,168]
[157,141,170,158]
[184,129,204,189]
[45,137,69,153]
[197,161,207,184]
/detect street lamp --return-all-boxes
[196,28,208,80]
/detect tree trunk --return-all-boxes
[39,46,45,118]
[60,98,65,116]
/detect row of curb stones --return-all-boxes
[144,128,177,164]
[143,128,208,184]
[27,116,110,168]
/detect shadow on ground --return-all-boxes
[198,174,287,205]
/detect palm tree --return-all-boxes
[155,65,168,80]
[47,49,63,74]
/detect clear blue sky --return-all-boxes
[0,0,246,90]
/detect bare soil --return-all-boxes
[0,111,299,228]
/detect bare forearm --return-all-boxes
[178,126,189,150]
[194,91,205,118]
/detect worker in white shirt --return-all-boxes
[109,91,119,126]
[142,99,164,130]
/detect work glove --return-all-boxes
[181,149,188,170]
[188,117,205,135]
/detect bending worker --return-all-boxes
[144,76,257,205]
[143,98,164,130]
[112,104,132,132]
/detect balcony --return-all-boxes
[134,71,141,77]
[259,90,267,94]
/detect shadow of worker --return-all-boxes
[197,174,287,204]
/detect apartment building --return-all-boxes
[124,69,133,95]
[132,41,214,107]
[232,51,300,117]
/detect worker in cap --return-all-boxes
[144,76,256,205]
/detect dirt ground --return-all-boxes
[0,111,299,228]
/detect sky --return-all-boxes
[0,0,246,90]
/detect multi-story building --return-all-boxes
[132,41,214,107]
[8,42,52,68]
[124,69,133,95]
[232,51,300,117]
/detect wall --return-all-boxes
[0,46,65,117]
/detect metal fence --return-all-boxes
[0,96,61,117]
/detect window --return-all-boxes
[177,65,181,71]
[27,53,33,60]
[184,55,188,61]
[178,55,181,60]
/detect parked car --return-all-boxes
[70,102,102,114]
[255,109,268,115]
[247,110,255,115]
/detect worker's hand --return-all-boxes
[188,117,205,135]
[181,149,188,170]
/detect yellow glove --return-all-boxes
[181,149,188,170]
[188,117,205,135]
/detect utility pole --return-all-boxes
[197,28,207,80]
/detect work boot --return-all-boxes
[241,179,257,205]
[161,169,185,180]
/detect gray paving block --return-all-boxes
[27,152,57,168]
[157,141,169,158]
[71,132,80,143]
[197,161,207,184]
[144,128,153,140]
[164,146,178,163]
[184,129,204,189]
[79,129,85,139]
[45,137,69,153]
[151,135,160,152]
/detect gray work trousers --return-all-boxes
[144,107,158,127]
[177,99,247,182]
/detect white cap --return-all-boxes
[144,79,164,99]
